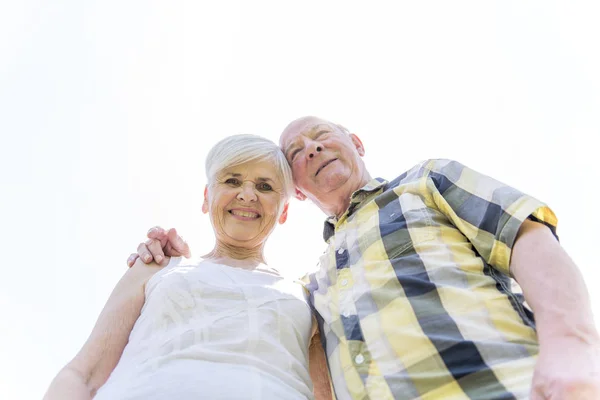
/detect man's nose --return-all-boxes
[307,141,323,159]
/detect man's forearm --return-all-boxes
[511,220,599,344]
[309,333,333,400]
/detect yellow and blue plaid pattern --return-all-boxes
[305,159,558,400]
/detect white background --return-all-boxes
[1,1,598,399]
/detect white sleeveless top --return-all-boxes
[95,257,315,400]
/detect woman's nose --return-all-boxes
[236,183,257,202]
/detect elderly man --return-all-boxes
[131,117,599,399]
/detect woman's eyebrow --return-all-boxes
[224,173,274,182]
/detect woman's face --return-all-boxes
[202,160,289,249]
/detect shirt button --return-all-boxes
[338,248,345,255]
[355,354,365,364]
[340,279,348,286]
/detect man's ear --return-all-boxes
[278,202,289,224]
[202,185,209,214]
[295,188,307,201]
[350,133,365,157]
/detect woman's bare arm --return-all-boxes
[43,259,163,399]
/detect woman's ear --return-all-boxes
[202,185,209,214]
[295,188,307,201]
[278,203,289,224]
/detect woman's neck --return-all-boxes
[203,241,266,270]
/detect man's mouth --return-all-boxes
[228,209,261,219]
[315,158,337,176]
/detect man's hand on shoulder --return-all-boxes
[126,226,191,268]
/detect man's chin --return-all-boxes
[314,173,350,194]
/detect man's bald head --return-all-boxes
[278,116,371,217]
[280,116,348,148]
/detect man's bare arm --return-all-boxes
[511,219,600,399]
[309,326,333,400]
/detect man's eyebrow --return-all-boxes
[309,124,330,135]
[285,142,299,160]
[313,129,328,139]
[256,177,274,182]
[285,125,331,159]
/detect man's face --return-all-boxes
[279,117,366,206]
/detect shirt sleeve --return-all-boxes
[423,159,558,276]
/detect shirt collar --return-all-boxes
[322,178,388,242]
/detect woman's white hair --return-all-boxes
[205,134,294,197]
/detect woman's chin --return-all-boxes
[221,234,265,247]
[214,226,274,249]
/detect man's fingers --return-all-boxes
[164,242,183,257]
[127,253,139,268]
[136,242,153,263]
[167,228,191,258]
[143,226,191,258]
[147,226,169,247]
[147,226,166,236]
[146,239,166,264]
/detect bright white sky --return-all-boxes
[1,1,599,399]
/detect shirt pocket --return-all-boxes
[358,192,434,259]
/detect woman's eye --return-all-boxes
[257,182,273,191]
[225,178,240,185]
[291,149,300,161]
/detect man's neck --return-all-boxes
[319,172,372,219]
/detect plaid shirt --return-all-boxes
[305,159,558,400]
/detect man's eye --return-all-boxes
[291,149,300,161]
[257,182,273,191]
[225,178,240,185]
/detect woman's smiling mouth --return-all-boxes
[228,209,261,220]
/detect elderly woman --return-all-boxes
[44,135,331,400]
